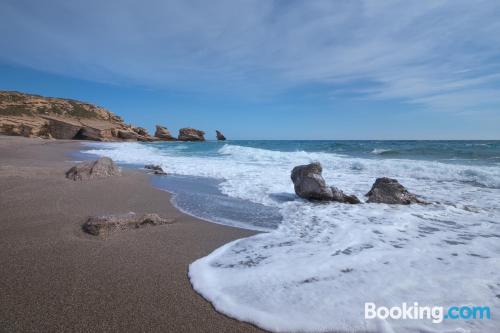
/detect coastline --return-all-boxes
[0,135,264,332]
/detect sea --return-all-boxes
[82,140,500,333]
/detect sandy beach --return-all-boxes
[0,136,264,333]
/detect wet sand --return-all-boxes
[0,136,265,332]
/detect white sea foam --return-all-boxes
[84,142,500,332]
[371,148,393,155]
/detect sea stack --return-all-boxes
[216,130,226,141]
[178,127,205,141]
[154,125,176,141]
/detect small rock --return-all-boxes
[82,213,174,236]
[66,157,120,181]
[144,164,167,175]
[216,130,226,141]
[331,186,361,204]
[366,177,425,204]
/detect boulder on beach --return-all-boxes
[144,164,167,175]
[154,125,176,141]
[66,157,120,181]
[216,130,226,141]
[291,162,360,203]
[82,212,174,236]
[366,177,425,204]
[178,127,205,141]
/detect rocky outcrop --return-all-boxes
[0,91,156,142]
[331,186,361,204]
[82,212,174,236]
[117,129,139,140]
[66,157,121,181]
[291,162,332,200]
[154,125,176,141]
[178,127,205,141]
[291,162,360,203]
[144,164,167,175]
[132,127,148,136]
[0,116,51,138]
[366,177,425,204]
[216,130,226,141]
[45,116,82,139]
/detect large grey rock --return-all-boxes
[82,213,174,236]
[291,162,360,204]
[366,177,425,204]
[291,162,333,200]
[66,157,121,181]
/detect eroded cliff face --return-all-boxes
[0,91,156,141]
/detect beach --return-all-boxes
[1,136,500,333]
[0,136,263,332]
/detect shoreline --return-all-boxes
[75,142,277,232]
[0,135,265,332]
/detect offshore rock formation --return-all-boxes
[178,127,205,141]
[366,177,426,204]
[66,157,121,181]
[154,125,176,141]
[291,162,360,204]
[216,130,226,141]
[82,212,174,237]
[0,91,156,141]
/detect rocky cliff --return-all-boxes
[0,91,156,141]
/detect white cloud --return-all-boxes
[1,0,500,111]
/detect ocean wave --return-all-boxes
[371,148,399,155]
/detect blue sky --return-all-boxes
[1,0,500,139]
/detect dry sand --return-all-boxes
[0,136,265,332]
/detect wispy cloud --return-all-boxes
[1,0,500,112]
